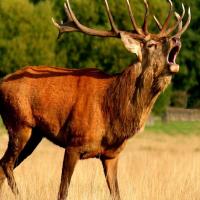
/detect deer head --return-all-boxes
[52,0,190,83]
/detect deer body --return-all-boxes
[0,0,190,200]
[0,63,163,158]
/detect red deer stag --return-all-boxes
[0,0,190,199]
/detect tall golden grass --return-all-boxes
[1,131,200,200]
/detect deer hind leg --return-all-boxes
[0,126,32,196]
[101,157,121,200]
[57,150,79,200]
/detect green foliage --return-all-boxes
[171,91,188,108]
[0,0,58,74]
[153,86,172,116]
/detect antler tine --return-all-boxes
[164,3,185,36]
[174,12,182,32]
[52,2,80,33]
[153,16,162,30]
[174,7,191,37]
[160,0,173,35]
[178,3,185,31]
[125,0,144,35]
[52,18,62,39]
[142,0,149,34]
[64,1,73,21]
[52,16,79,39]
[104,0,119,34]
[52,17,61,30]
[52,2,81,38]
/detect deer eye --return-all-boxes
[147,43,157,49]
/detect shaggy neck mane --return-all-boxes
[103,62,171,141]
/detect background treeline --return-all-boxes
[0,0,199,115]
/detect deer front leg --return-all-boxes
[101,156,121,200]
[57,150,79,200]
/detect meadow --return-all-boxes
[1,121,200,200]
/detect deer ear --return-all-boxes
[120,32,142,62]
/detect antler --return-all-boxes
[153,2,190,38]
[52,0,191,41]
[175,12,183,32]
[164,4,185,36]
[174,7,191,38]
[52,0,120,38]
[159,0,173,36]
[125,0,144,35]
[142,0,150,34]
[125,0,150,36]
[104,0,119,34]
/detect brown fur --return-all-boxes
[0,34,182,200]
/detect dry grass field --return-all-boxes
[1,123,200,200]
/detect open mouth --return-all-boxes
[167,45,180,65]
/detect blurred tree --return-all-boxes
[170,91,188,108]
[0,0,60,75]
[153,86,172,116]
[29,0,45,4]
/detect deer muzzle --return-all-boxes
[169,64,180,73]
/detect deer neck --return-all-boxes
[103,61,171,141]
